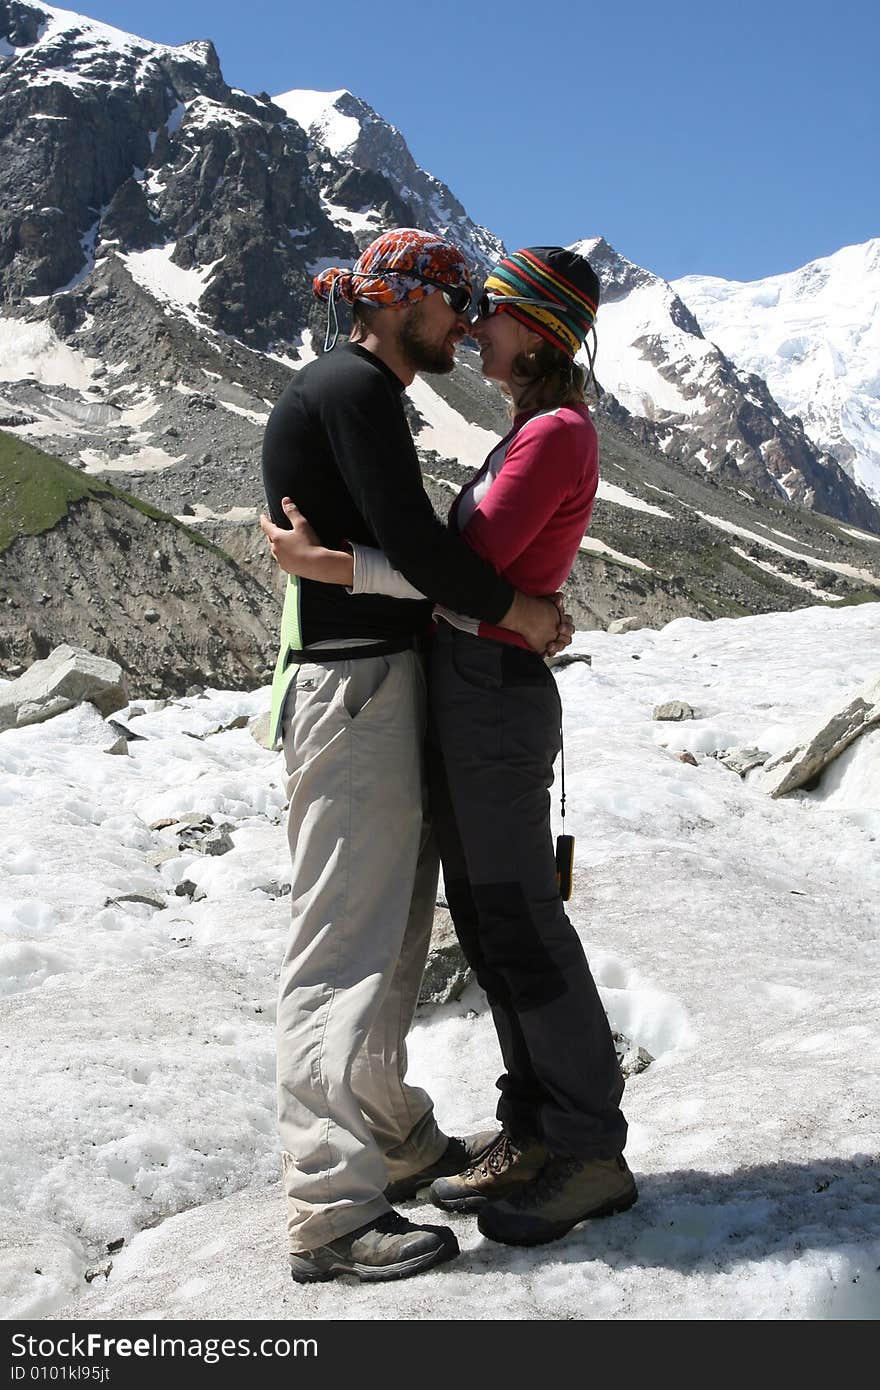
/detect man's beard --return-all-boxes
[398,303,456,375]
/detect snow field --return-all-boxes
[1,604,878,1320]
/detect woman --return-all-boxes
[264,245,635,1249]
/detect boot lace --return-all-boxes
[470,1132,519,1179]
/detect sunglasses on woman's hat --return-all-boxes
[472,292,564,323]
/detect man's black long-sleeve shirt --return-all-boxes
[262,342,514,646]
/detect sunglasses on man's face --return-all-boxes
[472,292,564,322]
[408,271,472,315]
[376,268,472,315]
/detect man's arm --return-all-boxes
[320,370,515,623]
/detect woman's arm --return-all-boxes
[260,499,571,653]
[350,544,426,600]
[260,498,426,596]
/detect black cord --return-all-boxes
[560,715,566,827]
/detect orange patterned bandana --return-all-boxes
[314,228,471,348]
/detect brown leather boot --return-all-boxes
[477,1153,637,1246]
[429,1131,548,1213]
[289,1210,459,1283]
[385,1129,500,1203]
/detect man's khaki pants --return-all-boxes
[277,649,447,1253]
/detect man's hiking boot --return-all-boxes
[288,1210,459,1283]
[477,1153,637,1246]
[385,1129,500,1203]
[429,1131,548,1213]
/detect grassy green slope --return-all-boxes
[0,431,226,558]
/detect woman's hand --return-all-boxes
[259,498,355,585]
[259,497,322,575]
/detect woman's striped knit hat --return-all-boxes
[485,246,599,358]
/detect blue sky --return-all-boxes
[78,0,878,282]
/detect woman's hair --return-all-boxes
[509,340,587,412]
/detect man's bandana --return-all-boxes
[314,228,471,311]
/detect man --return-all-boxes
[261,228,564,1283]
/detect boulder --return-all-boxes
[106,718,147,744]
[716,746,770,777]
[608,616,646,635]
[653,700,695,722]
[613,1032,654,1077]
[547,652,592,670]
[249,711,274,749]
[150,813,234,856]
[419,908,471,1006]
[761,672,880,797]
[104,893,166,910]
[0,646,128,732]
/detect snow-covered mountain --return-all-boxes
[0,3,385,350]
[1,2,879,695]
[674,240,880,505]
[576,237,880,530]
[273,87,504,275]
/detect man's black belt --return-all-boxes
[283,636,417,668]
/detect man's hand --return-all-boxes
[545,592,575,657]
[501,592,561,654]
[501,590,576,656]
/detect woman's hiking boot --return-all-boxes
[477,1153,637,1246]
[288,1210,459,1283]
[385,1129,500,1203]
[429,1131,548,1213]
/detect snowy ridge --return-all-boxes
[572,237,715,422]
[571,237,880,530]
[407,376,499,473]
[674,239,880,504]
[273,87,360,156]
[0,2,218,84]
[274,87,505,275]
[121,246,222,323]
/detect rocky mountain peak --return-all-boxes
[674,237,880,505]
[1,3,221,88]
[274,86,504,275]
[574,236,657,304]
[575,236,703,342]
[273,87,360,155]
[0,3,346,340]
[175,38,222,75]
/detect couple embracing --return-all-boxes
[260,227,635,1285]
